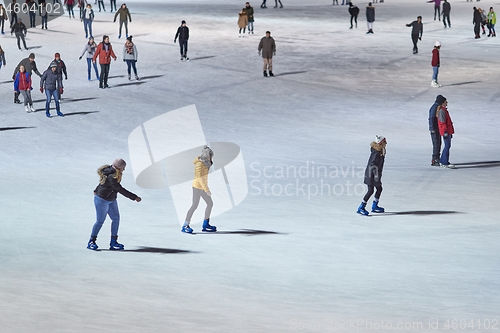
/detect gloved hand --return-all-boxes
[443,132,448,138]
[60,87,64,94]
[12,74,16,80]
[65,76,68,80]
[174,39,176,43]
[40,87,44,93]
[419,36,422,41]
[79,56,82,60]
[258,51,261,56]
[123,59,126,62]
[113,20,116,23]
[374,174,380,182]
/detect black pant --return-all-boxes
[261,0,266,7]
[350,15,358,28]
[99,63,110,87]
[275,0,282,7]
[474,23,481,36]
[110,0,117,11]
[15,32,28,49]
[443,14,450,27]
[179,39,188,56]
[363,185,382,203]
[430,131,442,161]
[411,34,420,51]
[0,19,4,32]
[434,6,440,20]
[29,12,36,27]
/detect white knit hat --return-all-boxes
[375,135,386,144]
[435,40,441,47]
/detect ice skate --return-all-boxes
[87,237,98,250]
[57,111,64,117]
[431,159,440,166]
[30,105,35,112]
[263,71,268,77]
[181,224,193,234]
[371,201,385,213]
[25,105,30,113]
[440,163,456,169]
[431,80,441,88]
[202,219,217,232]
[269,71,274,77]
[357,202,369,216]
[109,236,124,250]
[135,75,140,80]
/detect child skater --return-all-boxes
[357,135,387,215]
[182,146,217,233]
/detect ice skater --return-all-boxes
[427,0,441,21]
[428,95,445,166]
[473,7,481,39]
[82,3,95,38]
[436,98,455,168]
[348,2,359,29]
[245,2,254,34]
[487,7,496,37]
[174,20,189,61]
[0,4,7,34]
[40,62,64,117]
[113,3,132,39]
[357,135,387,216]
[12,53,42,104]
[442,0,451,28]
[14,65,35,113]
[27,0,37,28]
[87,159,142,250]
[80,37,100,81]
[274,0,283,8]
[40,2,49,29]
[366,2,375,34]
[431,41,441,87]
[258,30,276,77]
[64,0,76,19]
[0,46,5,70]
[11,18,28,50]
[406,16,423,54]
[92,35,117,88]
[123,35,139,80]
[238,9,248,37]
[182,146,217,234]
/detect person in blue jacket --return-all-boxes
[429,95,445,166]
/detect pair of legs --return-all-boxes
[261,0,267,8]
[474,23,481,37]
[83,19,93,37]
[432,66,439,81]
[263,58,273,72]
[430,131,442,164]
[440,135,452,165]
[350,15,358,28]
[86,58,100,80]
[88,196,123,250]
[110,0,117,12]
[98,0,105,11]
[41,15,48,29]
[443,14,451,27]
[184,188,213,225]
[357,184,384,215]
[274,0,283,8]
[248,21,254,32]
[239,27,246,34]
[29,12,36,27]
[411,34,419,52]
[125,59,138,77]
[179,39,188,57]
[16,32,28,50]
[45,89,62,116]
[99,63,110,87]
[67,4,75,17]
[19,90,33,107]
[434,6,441,21]
[119,20,128,37]
[488,23,496,36]
[367,21,374,33]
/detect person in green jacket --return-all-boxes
[487,7,496,37]
[245,2,254,34]
[113,3,132,39]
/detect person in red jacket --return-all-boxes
[13,65,35,113]
[436,99,455,168]
[92,35,117,88]
[431,40,441,87]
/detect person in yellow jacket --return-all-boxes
[182,146,217,233]
[487,7,496,37]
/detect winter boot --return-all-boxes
[269,71,274,77]
[263,71,268,77]
[202,218,217,232]
[46,112,51,118]
[135,75,140,80]
[128,75,131,80]
[57,111,64,117]
[87,236,98,250]
[30,105,35,112]
[181,222,193,234]
[109,236,124,250]
[357,202,369,215]
[371,200,385,213]
[25,105,30,113]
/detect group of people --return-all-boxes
[473,6,496,39]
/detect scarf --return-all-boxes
[125,40,134,55]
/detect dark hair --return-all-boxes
[266,31,271,34]
[417,16,422,19]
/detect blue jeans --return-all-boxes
[45,89,60,113]
[86,57,100,79]
[248,21,254,32]
[29,12,36,27]
[41,15,48,28]
[125,59,137,76]
[440,135,452,165]
[432,66,439,81]
[179,39,188,55]
[119,20,128,36]
[91,195,120,237]
[83,19,93,37]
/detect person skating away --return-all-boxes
[14,65,35,113]
[442,0,450,28]
[436,99,455,168]
[40,62,64,117]
[473,7,482,39]
[40,2,49,29]
[11,18,28,51]
[77,0,86,19]
[348,2,359,29]
[479,8,487,35]
[366,2,375,34]
[113,3,131,39]
[431,41,441,87]
[110,0,117,12]
[182,146,216,234]
[27,0,37,28]
[487,7,496,37]
[357,135,387,216]
[274,0,283,8]
[97,0,105,12]
[10,0,19,29]
[174,20,189,61]
[123,35,139,80]
[79,37,100,81]
[406,16,423,54]
[12,53,42,104]
[0,46,6,70]
[64,0,76,19]
[87,159,142,250]
[0,4,8,35]
[258,30,276,77]
[92,35,117,88]
[427,0,441,21]
[81,3,94,38]
[428,94,445,166]
[238,9,248,37]
[261,0,267,8]
[245,2,254,34]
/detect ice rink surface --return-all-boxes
[0,0,499,332]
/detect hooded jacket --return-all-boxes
[40,68,63,90]
[366,5,375,22]
[437,106,454,136]
[14,71,31,91]
[94,165,138,201]
[364,142,385,186]
[192,157,211,192]
[258,36,276,59]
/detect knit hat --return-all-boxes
[200,146,214,168]
[435,94,446,105]
[112,158,126,170]
[375,135,386,144]
[55,52,60,58]
[126,35,133,42]
[181,20,186,24]
[435,40,441,47]
[29,53,35,59]
[50,61,58,68]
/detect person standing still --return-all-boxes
[113,3,132,39]
[246,2,254,34]
[487,7,496,37]
[428,95,445,166]
[174,20,189,61]
[258,30,276,77]
[406,16,423,54]
[40,62,64,117]
[110,0,117,12]
[427,0,441,21]
[473,7,482,39]
[0,4,8,34]
[366,2,375,34]
[92,35,117,88]
[442,0,451,28]
[40,2,49,29]
[238,9,248,37]
[12,53,42,104]
[348,2,359,29]
[431,41,441,87]
[436,99,455,168]
[82,3,94,38]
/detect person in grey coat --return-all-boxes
[258,31,276,77]
[40,62,64,118]
[79,37,100,81]
[366,2,375,34]
[123,35,139,80]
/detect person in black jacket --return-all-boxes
[366,2,375,34]
[357,135,387,215]
[40,62,63,117]
[87,159,142,251]
[473,7,482,39]
[348,2,359,29]
[12,53,42,104]
[428,95,445,166]
[406,16,423,54]
[442,0,451,28]
[11,18,28,50]
[174,20,189,61]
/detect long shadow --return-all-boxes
[44,30,74,34]
[26,46,42,50]
[274,71,307,77]
[108,75,126,79]
[0,126,35,132]
[189,56,217,61]
[379,210,462,216]
[62,97,99,103]
[111,82,145,87]
[194,229,285,236]
[0,80,14,85]
[444,81,481,87]
[140,75,164,80]
[123,247,196,254]
[62,111,99,117]
[455,161,500,169]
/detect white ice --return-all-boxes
[0,0,499,332]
